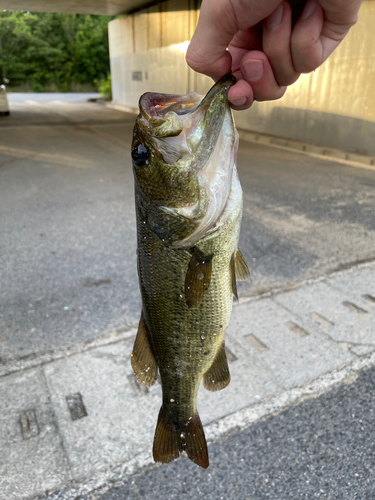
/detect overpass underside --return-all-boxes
[0,0,146,15]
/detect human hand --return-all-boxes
[186,0,362,110]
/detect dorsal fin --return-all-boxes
[203,341,231,392]
[131,312,158,387]
[185,247,213,308]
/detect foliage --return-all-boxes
[98,73,112,100]
[0,11,113,92]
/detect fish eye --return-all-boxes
[132,144,150,167]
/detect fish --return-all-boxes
[130,75,249,469]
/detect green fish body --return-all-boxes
[131,76,249,468]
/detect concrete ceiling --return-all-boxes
[0,0,154,15]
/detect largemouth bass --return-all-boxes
[130,75,249,469]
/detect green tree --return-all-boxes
[0,11,113,91]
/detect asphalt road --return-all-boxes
[1,93,375,364]
[84,365,375,500]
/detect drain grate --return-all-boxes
[342,301,368,314]
[285,321,309,337]
[309,312,334,328]
[225,346,238,362]
[20,409,39,439]
[66,393,87,420]
[244,334,269,352]
[362,294,375,304]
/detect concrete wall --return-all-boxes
[109,0,375,155]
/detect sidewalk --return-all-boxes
[1,260,375,500]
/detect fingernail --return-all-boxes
[242,59,264,82]
[229,96,247,107]
[301,0,317,19]
[265,4,284,28]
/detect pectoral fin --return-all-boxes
[231,249,250,300]
[230,253,238,301]
[235,249,250,281]
[131,312,158,387]
[185,247,213,308]
[203,341,231,392]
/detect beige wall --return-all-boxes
[109,0,375,154]
[109,0,197,111]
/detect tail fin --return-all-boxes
[153,406,209,469]
[152,406,182,465]
[185,414,209,468]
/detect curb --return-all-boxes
[237,129,375,170]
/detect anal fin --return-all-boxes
[153,406,209,469]
[131,312,158,387]
[185,247,213,308]
[203,341,231,392]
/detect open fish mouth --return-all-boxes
[137,75,238,246]
[137,74,235,143]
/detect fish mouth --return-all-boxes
[137,75,236,166]
[137,75,236,143]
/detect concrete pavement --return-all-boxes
[1,94,375,499]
